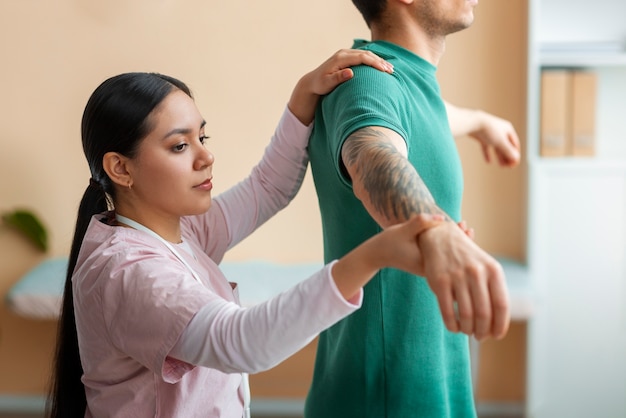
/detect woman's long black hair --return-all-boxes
[46,72,192,418]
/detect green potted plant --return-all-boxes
[1,208,48,252]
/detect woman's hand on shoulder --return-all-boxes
[288,49,393,125]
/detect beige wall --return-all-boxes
[440,0,528,262]
[0,0,527,403]
[439,0,528,401]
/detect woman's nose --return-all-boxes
[194,144,214,170]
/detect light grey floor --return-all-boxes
[0,414,523,418]
[0,402,524,418]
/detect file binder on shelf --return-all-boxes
[540,70,570,157]
[539,69,597,157]
[570,71,597,156]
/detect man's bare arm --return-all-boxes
[342,126,451,227]
[341,126,510,340]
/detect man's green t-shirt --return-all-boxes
[305,40,475,418]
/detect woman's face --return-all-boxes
[125,89,215,221]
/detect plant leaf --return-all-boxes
[2,209,48,252]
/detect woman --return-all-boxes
[47,50,442,418]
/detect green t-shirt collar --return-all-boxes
[352,38,438,75]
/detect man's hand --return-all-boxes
[468,110,521,167]
[444,101,521,167]
[418,222,510,340]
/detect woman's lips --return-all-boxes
[195,178,213,191]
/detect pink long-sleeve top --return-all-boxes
[72,107,362,418]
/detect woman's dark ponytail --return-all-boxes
[46,72,192,417]
[47,184,107,417]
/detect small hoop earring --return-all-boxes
[128,181,132,190]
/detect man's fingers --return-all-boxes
[437,289,459,333]
[481,144,492,163]
[454,287,474,336]
[469,275,492,340]
[488,271,511,339]
[435,262,510,340]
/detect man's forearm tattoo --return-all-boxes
[343,128,449,222]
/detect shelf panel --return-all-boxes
[540,52,626,68]
[530,157,626,172]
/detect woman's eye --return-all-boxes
[199,135,210,145]
[173,143,188,152]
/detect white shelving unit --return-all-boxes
[526,0,626,417]
[540,52,626,68]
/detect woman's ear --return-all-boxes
[103,152,133,188]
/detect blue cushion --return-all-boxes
[5,257,68,319]
[220,260,324,307]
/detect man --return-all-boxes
[306,0,521,417]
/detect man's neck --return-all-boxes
[371,25,445,66]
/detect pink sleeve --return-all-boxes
[100,252,216,382]
[183,106,312,262]
[169,261,363,374]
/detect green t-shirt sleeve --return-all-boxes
[319,65,410,186]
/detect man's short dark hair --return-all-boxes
[352,0,387,27]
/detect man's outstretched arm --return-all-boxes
[341,126,510,340]
[444,101,521,167]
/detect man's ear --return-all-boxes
[103,152,133,188]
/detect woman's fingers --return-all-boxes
[312,49,393,95]
[409,213,446,235]
[329,49,394,73]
